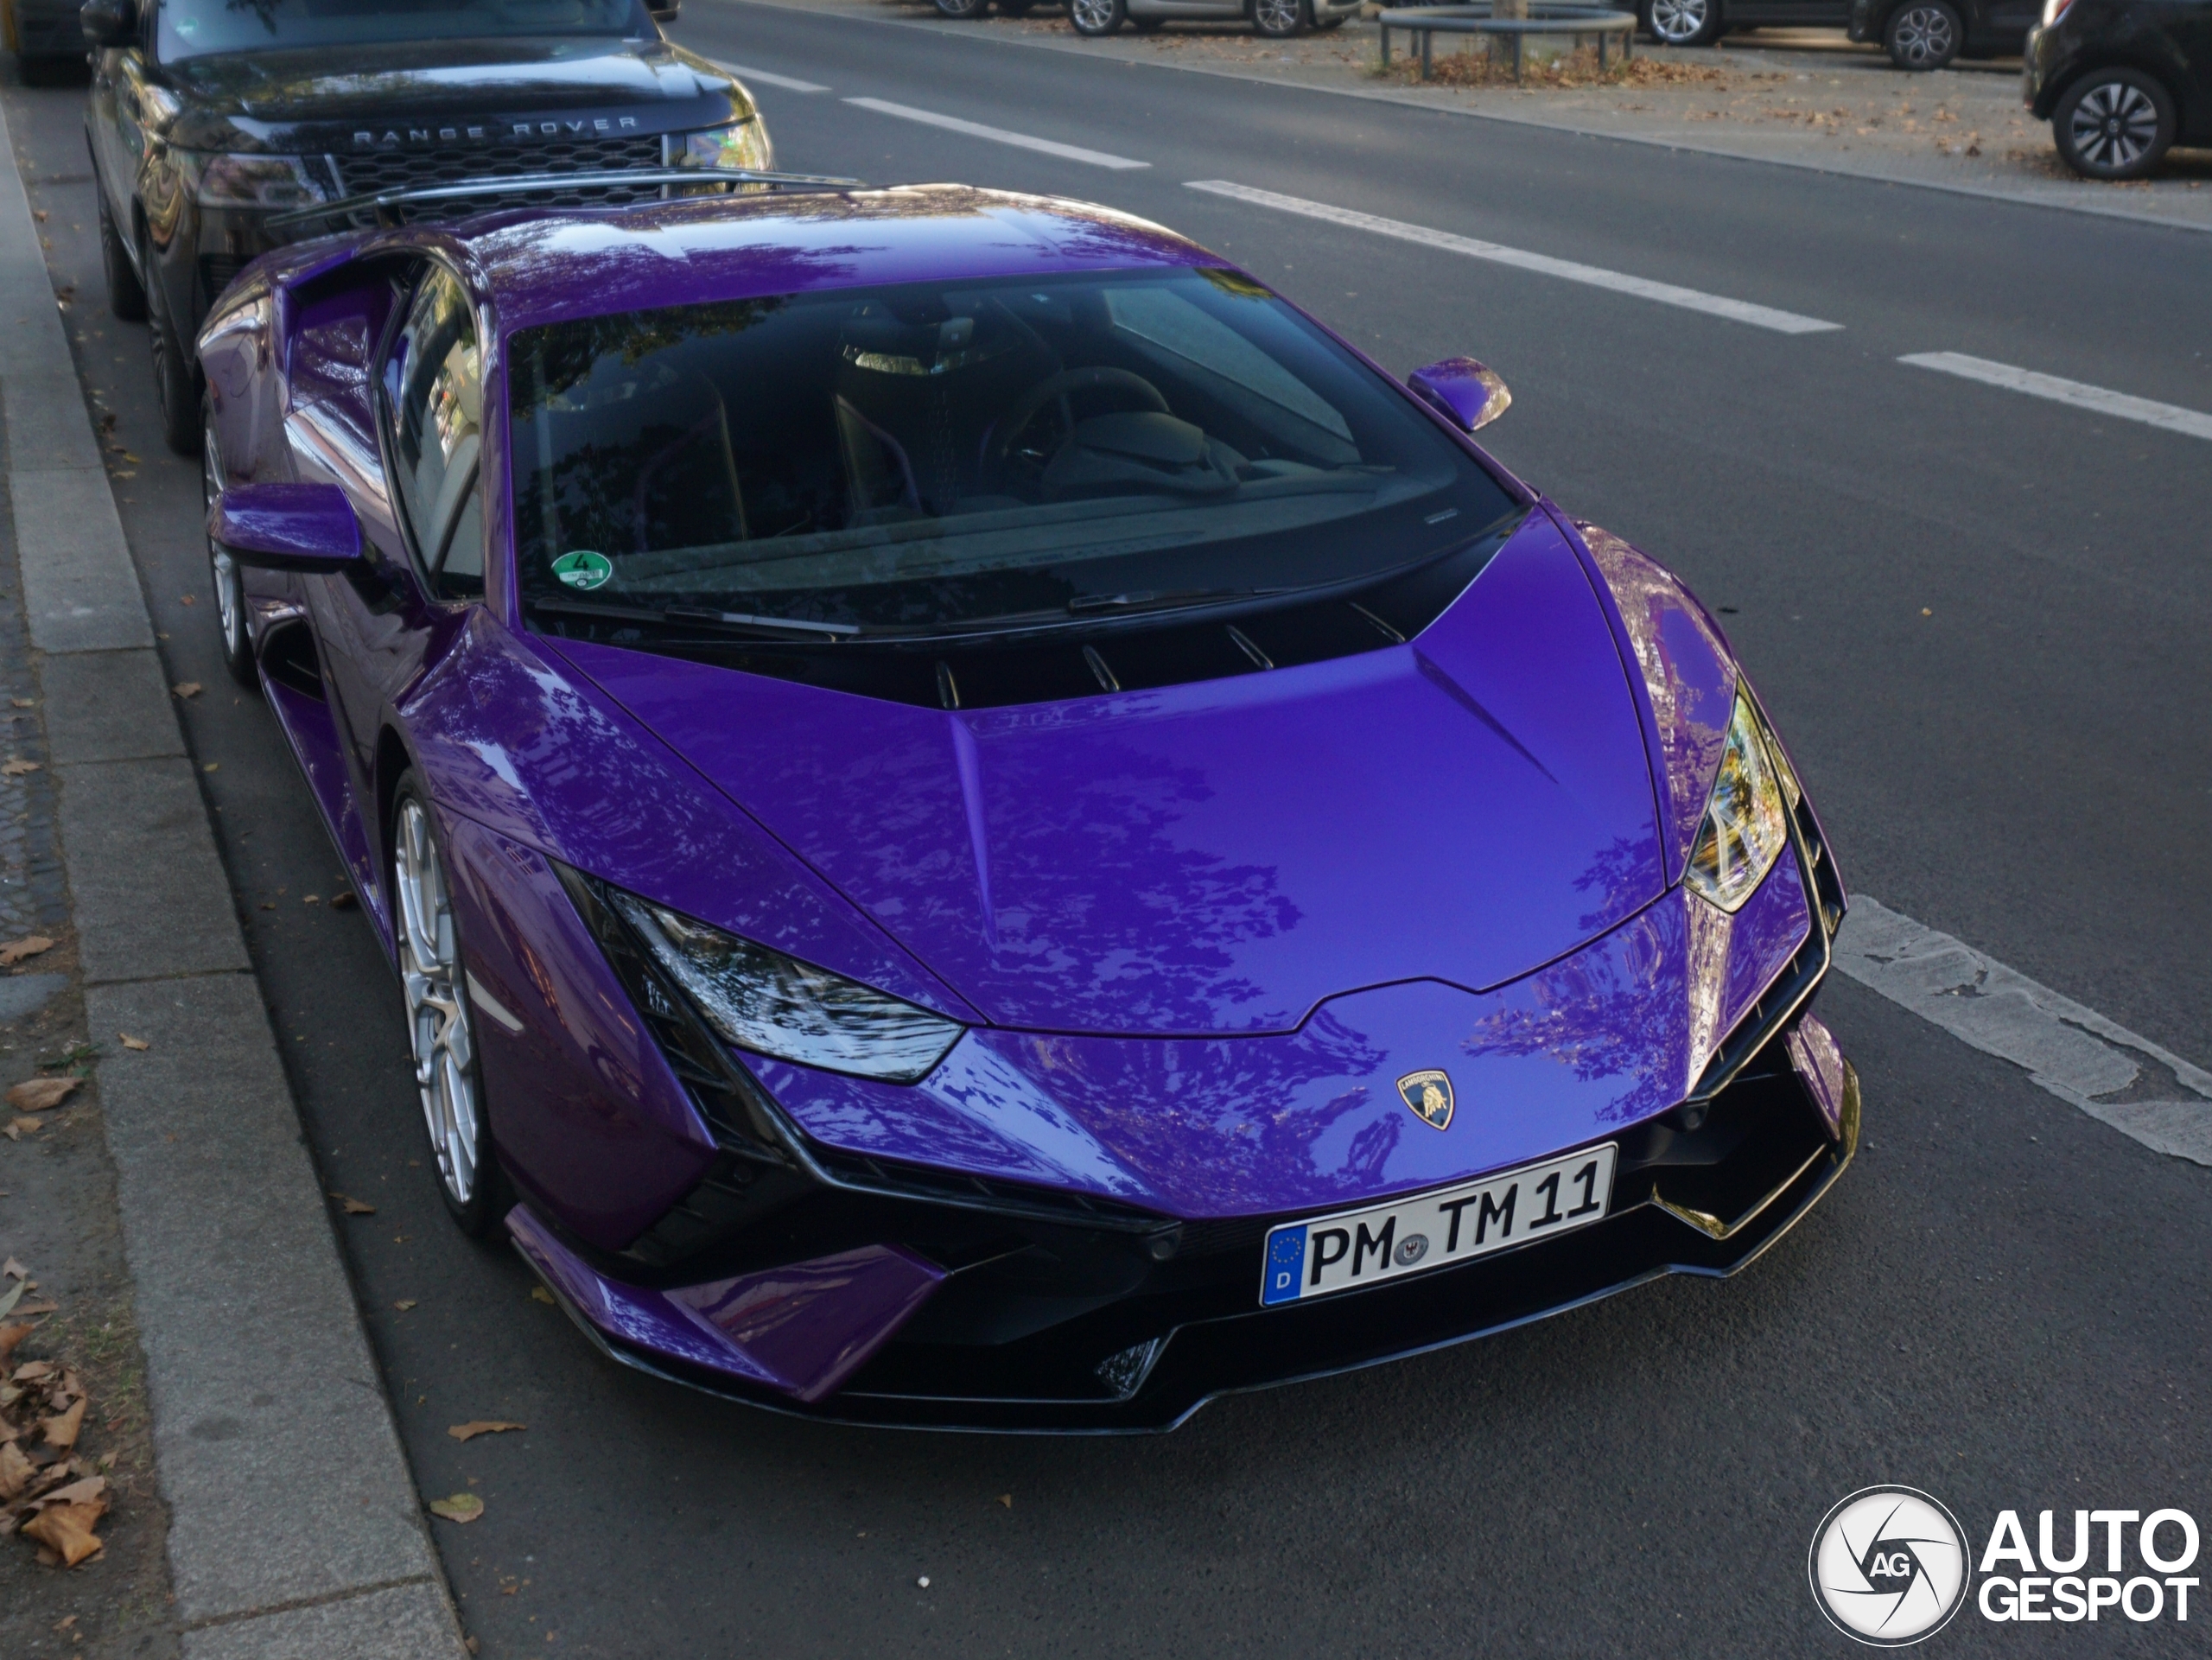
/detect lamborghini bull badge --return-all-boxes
[1396,1070,1454,1130]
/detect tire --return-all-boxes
[200,402,257,691]
[2052,67,2175,181]
[143,236,203,456]
[392,775,507,1237]
[1642,0,1722,45]
[933,0,990,17]
[1069,0,1124,31]
[1316,10,1346,23]
[1252,0,1309,36]
[1129,12,1164,28]
[98,192,144,322]
[998,0,1036,12]
[1884,1,1960,70]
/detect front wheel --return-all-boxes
[2052,68,2175,181]
[201,406,256,690]
[1643,0,1722,45]
[1884,1,1960,69]
[99,193,144,322]
[1252,0,1309,35]
[933,0,990,17]
[393,777,505,1236]
[143,238,203,456]
[1069,0,1124,32]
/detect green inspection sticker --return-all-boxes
[550,550,613,592]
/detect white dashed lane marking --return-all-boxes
[1184,179,1844,335]
[712,60,830,93]
[1899,352,2212,442]
[844,99,1150,169]
[1836,898,2212,1167]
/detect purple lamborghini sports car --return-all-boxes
[198,178,1855,1430]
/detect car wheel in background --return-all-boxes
[142,238,203,455]
[393,776,506,1237]
[1315,10,1346,22]
[1253,0,1310,36]
[98,193,145,322]
[1643,0,1723,46]
[1884,1,1961,69]
[2052,67,2175,180]
[1069,0,1124,30]
[200,405,256,691]
[932,0,990,17]
[997,0,1036,11]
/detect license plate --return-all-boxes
[1259,1143,1618,1306]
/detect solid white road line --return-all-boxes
[1835,897,2212,1167]
[712,60,830,93]
[1184,180,1843,335]
[844,98,1150,169]
[1899,352,2212,442]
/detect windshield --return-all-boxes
[157,0,652,61]
[506,268,1518,639]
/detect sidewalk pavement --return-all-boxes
[0,93,469,1660]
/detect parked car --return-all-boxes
[931,0,1046,17]
[2025,0,2212,177]
[81,0,757,457]
[1643,0,2034,70]
[1070,0,1360,40]
[3,0,84,83]
[194,178,1856,1430]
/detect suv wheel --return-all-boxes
[1070,0,1124,32]
[1885,2,1961,70]
[1252,0,1310,35]
[1643,0,1722,46]
[2053,68,2175,181]
[99,194,145,322]
[142,236,204,456]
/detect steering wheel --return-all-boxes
[987,366,1170,487]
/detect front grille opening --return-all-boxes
[329,133,669,226]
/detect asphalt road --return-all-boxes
[6,4,2210,1652]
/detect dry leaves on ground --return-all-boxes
[330,891,358,910]
[1,759,41,777]
[428,1491,485,1523]
[118,1034,149,1052]
[9,1077,79,1113]
[0,935,55,967]
[172,683,201,699]
[3,1117,44,1141]
[1384,48,1735,92]
[448,1421,525,1442]
[331,1194,377,1216]
[1,1332,111,1566]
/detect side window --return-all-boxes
[386,267,486,601]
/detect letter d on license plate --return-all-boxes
[1259,1144,1617,1306]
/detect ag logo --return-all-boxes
[1395,1069,1453,1130]
[1808,1486,1971,1646]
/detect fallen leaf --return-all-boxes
[428,1491,484,1523]
[13,1301,55,1317]
[177,594,195,606]
[42,1397,86,1450]
[3,1259,28,1282]
[302,894,321,906]
[32,210,46,222]
[0,937,53,966]
[9,1078,78,1112]
[448,1421,525,1442]
[22,1498,105,1564]
[0,1440,35,1500]
[330,891,358,910]
[54,1614,76,1632]
[10,699,33,709]
[529,1286,556,1306]
[1,759,41,776]
[997,1493,1013,1509]
[392,1300,417,1313]
[173,682,201,699]
[10,1359,52,1383]
[2,1118,37,1141]
[331,1194,376,1216]
[119,1035,149,1053]
[35,1475,105,1507]
[202,763,219,773]
[0,1324,29,1367]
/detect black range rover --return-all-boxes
[84,0,771,453]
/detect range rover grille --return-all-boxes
[329,133,669,225]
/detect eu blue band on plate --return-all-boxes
[1262,1226,1306,1306]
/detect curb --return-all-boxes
[0,98,469,1660]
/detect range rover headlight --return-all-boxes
[1684,688,1791,914]
[668,118,773,172]
[182,152,324,210]
[605,888,962,1084]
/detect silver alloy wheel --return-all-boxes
[397,798,481,1208]
[201,428,244,662]
[1647,0,1709,42]
[1253,0,1302,31]
[2069,81,2159,170]
[1069,0,1118,28]
[1888,4,1955,66]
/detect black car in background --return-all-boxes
[3,0,85,81]
[1642,0,2034,68]
[2026,0,2212,176]
[83,0,768,455]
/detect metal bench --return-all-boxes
[1377,3,1635,82]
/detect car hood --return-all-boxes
[554,512,1667,1038]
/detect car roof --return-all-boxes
[433,185,1221,335]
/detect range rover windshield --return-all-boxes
[508,268,1520,641]
[158,0,652,61]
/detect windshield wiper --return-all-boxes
[1065,588,1276,616]
[527,595,863,641]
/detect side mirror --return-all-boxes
[207,483,363,572]
[79,0,136,48]
[1408,357,1511,434]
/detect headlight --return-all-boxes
[605,889,962,1083]
[667,119,773,172]
[181,152,324,210]
[1684,687,1791,913]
